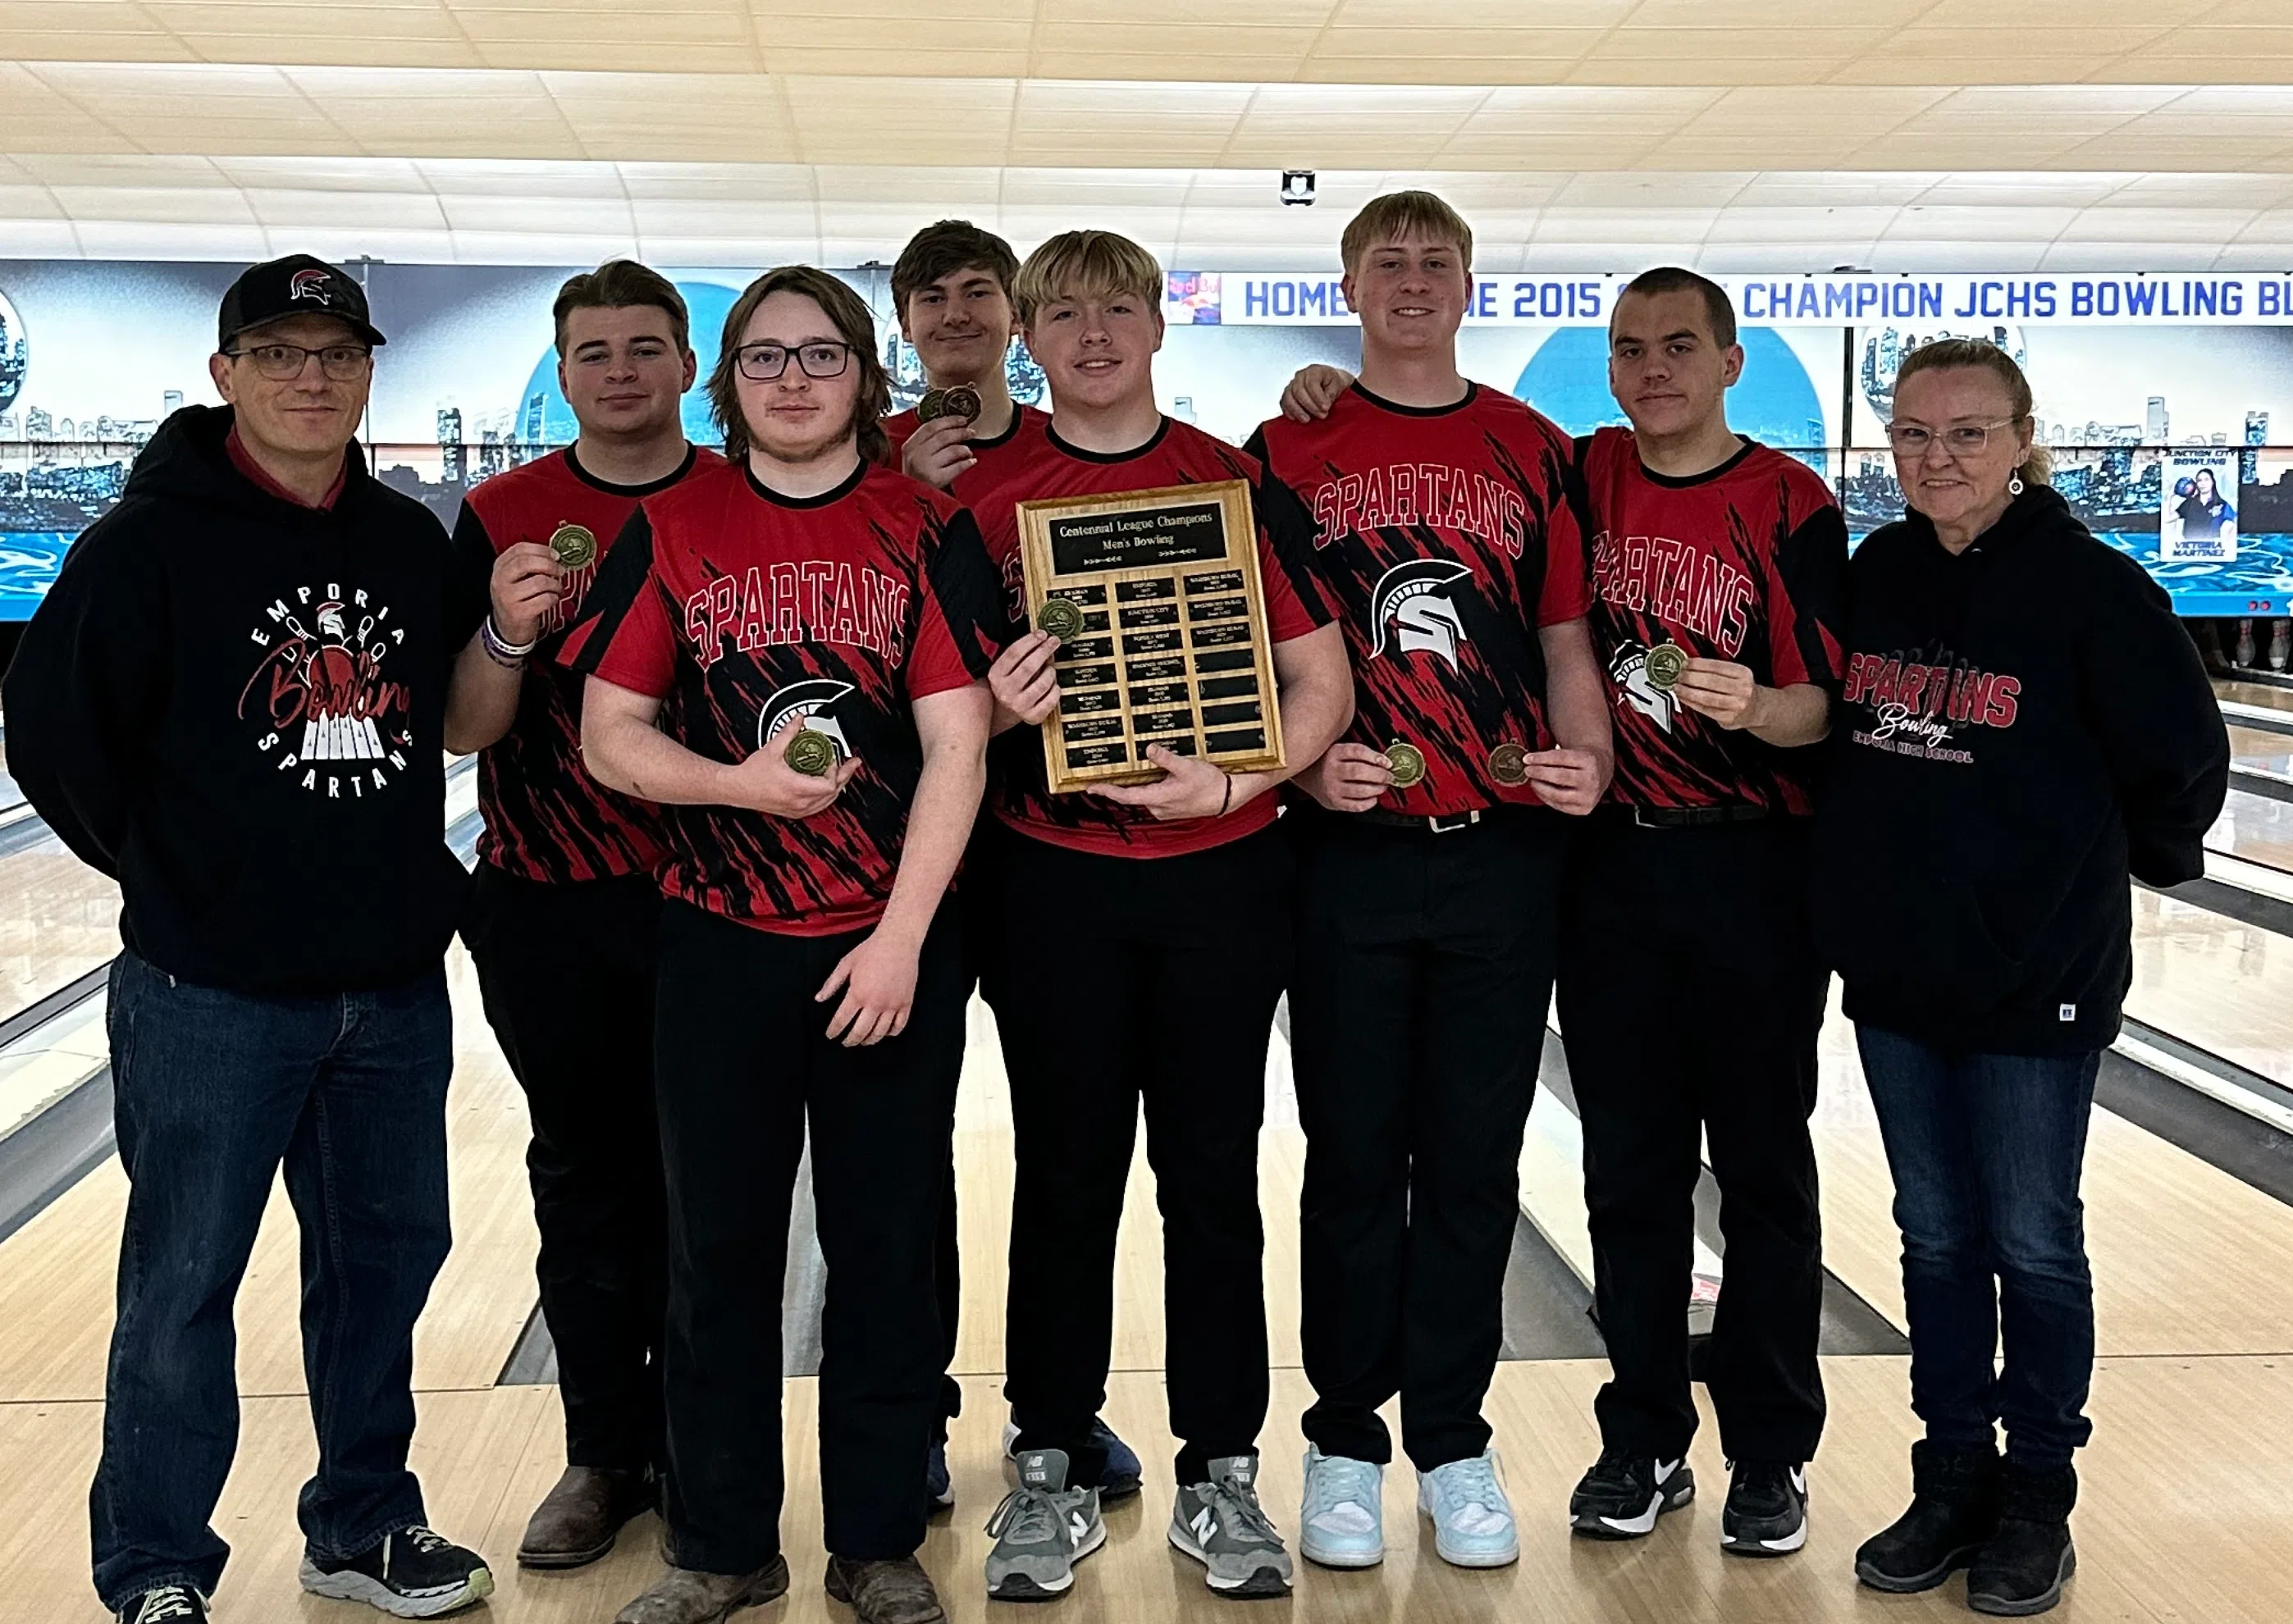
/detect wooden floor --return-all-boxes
[7,919,2293,1618]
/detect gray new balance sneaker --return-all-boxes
[1168,1455,1293,1599]
[984,1448,1105,1602]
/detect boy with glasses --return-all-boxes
[9,253,548,1623]
[443,259,722,1571]
[967,230,1352,1604]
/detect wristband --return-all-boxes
[481,615,537,667]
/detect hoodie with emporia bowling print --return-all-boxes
[4,404,491,995]
[1811,485,2229,1055]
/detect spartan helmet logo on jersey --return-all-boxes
[1369,558,1475,671]
[758,677,856,762]
[288,267,339,305]
[1610,641,1679,734]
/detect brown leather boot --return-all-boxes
[517,1465,655,1569]
[824,1555,947,1624]
[614,1558,791,1624]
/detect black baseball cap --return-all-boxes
[217,254,386,351]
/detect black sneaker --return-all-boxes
[1720,1459,1807,1558]
[1856,1440,2002,1593]
[1567,1448,1694,1540]
[116,1586,207,1624]
[1966,1462,2077,1617]
[299,1525,495,1618]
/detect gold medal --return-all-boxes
[1385,741,1427,790]
[1487,742,1529,787]
[1645,641,1689,691]
[548,522,597,570]
[783,727,837,778]
[1035,597,1085,641]
[942,384,982,422]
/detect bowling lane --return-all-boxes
[2207,787,2293,874]
[0,831,120,1027]
[2126,887,2293,1089]
[2217,677,2293,714]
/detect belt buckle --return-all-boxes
[1427,810,1481,835]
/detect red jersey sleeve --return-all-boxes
[1534,427,1594,627]
[907,507,1003,700]
[1251,468,1337,642]
[559,507,677,699]
[1769,498,1850,690]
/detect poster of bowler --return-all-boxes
[2162,449,2240,562]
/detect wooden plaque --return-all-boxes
[1016,479,1286,793]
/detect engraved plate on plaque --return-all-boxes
[1016,480,1287,792]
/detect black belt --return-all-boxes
[1619,803,1770,828]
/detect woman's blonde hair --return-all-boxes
[1894,338,2053,488]
[706,266,889,466]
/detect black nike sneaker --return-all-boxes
[1720,1459,1808,1558]
[116,1585,207,1624]
[1568,1448,1695,1540]
[299,1524,493,1617]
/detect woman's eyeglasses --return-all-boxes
[1884,418,2020,456]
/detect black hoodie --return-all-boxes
[4,405,489,994]
[1811,486,2229,1054]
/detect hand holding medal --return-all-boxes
[733,713,856,819]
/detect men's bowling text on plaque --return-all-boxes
[1016,480,1287,793]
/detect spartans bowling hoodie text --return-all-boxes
[1812,484,2229,1054]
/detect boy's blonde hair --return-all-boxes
[1013,230,1163,326]
[1341,190,1474,276]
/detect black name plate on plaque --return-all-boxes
[1016,480,1286,792]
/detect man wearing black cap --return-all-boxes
[7,254,559,1624]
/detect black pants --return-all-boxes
[652,899,967,1570]
[981,820,1290,1486]
[465,864,666,1472]
[1287,807,1568,1471]
[1556,814,1829,1463]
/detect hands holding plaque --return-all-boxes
[1012,480,1287,798]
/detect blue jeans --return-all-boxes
[1855,1026,2100,1470]
[90,951,454,1610]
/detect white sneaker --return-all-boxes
[1418,1447,1520,1567]
[1299,1445,1386,1568]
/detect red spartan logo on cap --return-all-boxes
[289,267,337,305]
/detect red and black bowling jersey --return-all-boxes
[881,400,1048,468]
[559,458,1001,935]
[957,416,1336,859]
[454,445,723,883]
[1578,427,1848,814]
[1247,384,1591,818]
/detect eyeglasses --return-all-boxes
[1884,418,2021,457]
[736,341,854,382]
[225,342,373,382]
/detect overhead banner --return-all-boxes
[1165,271,2293,329]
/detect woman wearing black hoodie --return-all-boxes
[1815,340,2227,1617]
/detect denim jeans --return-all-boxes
[1855,1026,2100,1469]
[90,951,454,1611]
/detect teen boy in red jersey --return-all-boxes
[966,230,1352,1605]
[443,259,721,1572]
[877,221,1144,1512]
[1247,190,1611,1573]
[565,267,999,1624]
[1560,267,1846,1558]
[882,220,1044,490]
